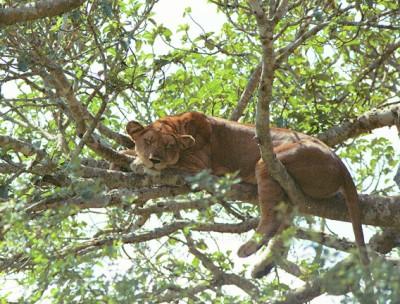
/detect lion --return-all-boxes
[123,111,369,273]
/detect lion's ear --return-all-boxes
[126,121,144,140]
[178,135,195,150]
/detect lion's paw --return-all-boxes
[251,260,275,278]
[237,240,261,258]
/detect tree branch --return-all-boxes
[270,254,399,304]
[155,283,213,303]
[230,63,262,121]
[0,0,86,27]
[317,105,400,146]
[275,22,330,66]
[249,0,309,207]
[296,228,356,252]
[185,234,260,298]
[369,228,400,254]
[44,67,87,137]
[19,161,400,228]
[0,135,46,159]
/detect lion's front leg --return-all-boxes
[109,149,137,171]
[237,160,286,258]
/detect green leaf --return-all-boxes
[183,6,192,16]
[192,257,199,268]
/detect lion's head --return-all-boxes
[126,119,195,171]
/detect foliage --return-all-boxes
[0,0,399,303]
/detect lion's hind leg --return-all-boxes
[251,233,288,278]
[237,159,287,257]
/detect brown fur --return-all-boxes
[109,149,136,171]
[125,112,369,266]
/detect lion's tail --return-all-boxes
[340,163,369,266]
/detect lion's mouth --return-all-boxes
[133,153,177,171]
[141,158,168,171]
[152,162,168,170]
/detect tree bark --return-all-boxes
[318,105,400,146]
[0,0,85,26]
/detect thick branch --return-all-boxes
[0,135,46,159]
[46,67,87,137]
[20,159,400,228]
[369,228,400,254]
[249,0,308,206]
[43,67,134,156]
[317,105,400,146]
[292,193,400,228]
[0,0,86,27]
[26,187,191,212]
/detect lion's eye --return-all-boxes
[144,139,152,145]
[166,143,174,149]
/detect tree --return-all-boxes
[0,0,399,303]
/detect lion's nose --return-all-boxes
[149,157,161,164]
